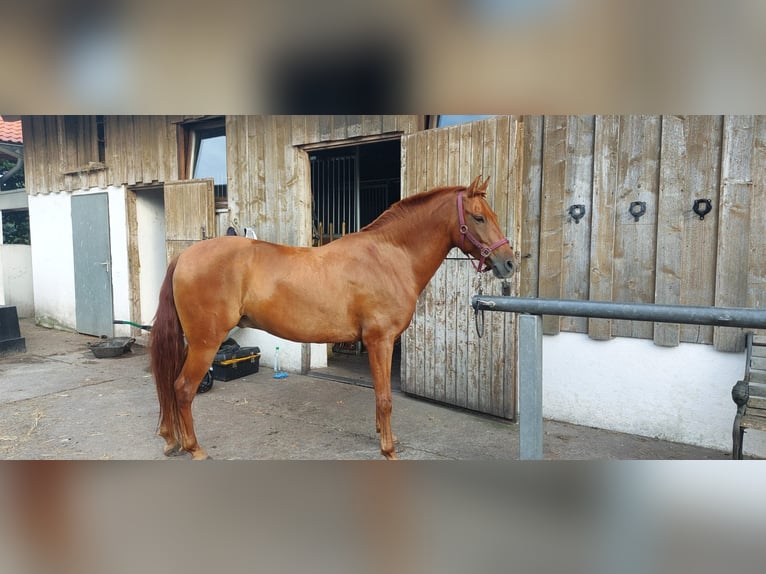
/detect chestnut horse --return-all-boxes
[150,176,515,459]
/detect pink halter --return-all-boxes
[457,191,510,273]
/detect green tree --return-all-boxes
[2,210,30,244]
[0,158,25,191]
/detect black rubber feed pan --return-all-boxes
[88,337,136,358]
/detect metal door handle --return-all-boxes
[97,261,110,273]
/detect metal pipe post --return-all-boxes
[518,313,543,460]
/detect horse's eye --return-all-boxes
[472,214,485,223]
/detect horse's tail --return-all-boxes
[150,258,186,443]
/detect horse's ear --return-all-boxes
[467,175,490,197]
[468,175,481,197]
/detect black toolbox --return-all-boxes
[212,340,261,381]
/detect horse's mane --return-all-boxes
[360,185,468,233]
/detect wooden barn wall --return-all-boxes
[21,114,421,246]
[21,116,183,193]
[521,115,766,352]
[224,115,420,246]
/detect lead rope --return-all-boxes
[473,278,512,338]
[474,273,485,338]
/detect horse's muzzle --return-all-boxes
[491,257,515,279]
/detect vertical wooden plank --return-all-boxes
[560,115,595,333]
[491,116,511,417]
[507,115,524,419]
[715,115,755,352]
[539,115,567,334]
[478,117,497,415]
[103,116,118,184]
[346,115,362,138]
[679,115,722,344]
[588,115,620,340]
[718,116,754,346]
[290,115,306,146]
[465,120,484,412]
[445,125,461,405]
[317,115,332,141]
[132,116,145,183]
[168,115,181,180]
[748,116,766,330]
[611,115,661,339]
[154,116,167,184]
[519,115,543,299]
[362,115,382,136]
[251,115,267,233]
[331,115,346,141]
[275,116,292,244]
[413,130,428,398]
[422,128,437,402]
[123,116,137,185]
[304,116,320,143]
[22,116,40,193]
[399,134,412,391]
[381,115,398,134]
[144,116,165,181]
[40,115,53,191]
[54,116,67,191]
[225,115,243,228]
[653,115,686,347]
[394,115,418,135]
[456,122,474,408]
[261,116,279,243]
[400,133,423,395]
[434,125,451,404]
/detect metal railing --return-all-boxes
[471,296,766,459]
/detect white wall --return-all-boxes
[135,190,166,326]
[29,192,77,329]
[100,186,131,337]
[542,332,766,457]
[1,190,34,316]
[0,245,34,317]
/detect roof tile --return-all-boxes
[0,118,23,144]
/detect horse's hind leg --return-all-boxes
[159,421,183,456]
[366,335,397,460]
[175,344,220,460]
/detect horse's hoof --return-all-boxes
[163,444,184,457]
[191,451,211,461]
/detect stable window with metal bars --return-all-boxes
[310,151,358,245]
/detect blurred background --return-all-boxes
[2,1,765,572]
[1,0,765,114]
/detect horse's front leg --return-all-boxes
[365,335,397,460]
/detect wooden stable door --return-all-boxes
[400,117,524,419]
[163,179,216,262]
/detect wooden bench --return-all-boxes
[732,333,766,459]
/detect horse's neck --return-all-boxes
[375,194,457,289]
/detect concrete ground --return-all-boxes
[0,319,733,460]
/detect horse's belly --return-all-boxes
[244,298,360,344]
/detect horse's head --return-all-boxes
[456,176,515,279]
